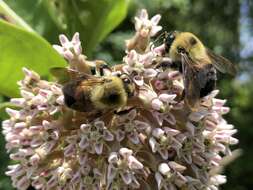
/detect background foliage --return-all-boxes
[0,0,252,189]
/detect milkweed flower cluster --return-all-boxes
[2,9,238,190]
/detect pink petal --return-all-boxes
[107,165,117,183]
[120,171,132,185]
[152,111,163,126]
[152,128,164,138]
[59,34,70,46]
[155,172,163,190]
[159,94,177,103]
[164,113,176,125]
[71,32,80,44]
[134,120,149,130]
[151,14,161,25]
[163,127,180,136]
[140,9,148,20]
[95,143,103,154]
[127,109,137,120]
[115,129,125,142]
[79,137,89,150]
[64,50,74,60]
[103,130,114,141]
[128,132,140,144]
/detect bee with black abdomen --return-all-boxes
[51,67,135,113]
[160,31,236,110]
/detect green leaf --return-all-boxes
[3,0,130,56]
[3,0,63,43]
[0,1,34,32]
[44,0,130,57]
[0,20,67,97]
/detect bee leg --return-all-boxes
[155,60,182,72]
[114,107,136,115]
[98,64,111,76]
[180,89,185,101]
[26,186,36,190]
[90,66,96,75]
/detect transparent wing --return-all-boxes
[206,48,237,75]
[181,54,202,110]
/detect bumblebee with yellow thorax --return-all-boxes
[163,31,236,110]
[90,75,130,110]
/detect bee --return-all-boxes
[162,31,236,110]
[51,67,135,113]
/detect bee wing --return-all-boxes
[50,67,71,84]
[50,67,96,84]
[181,54,202,109]
[206,48,237,75]
[63,75,104,112]
[78,77,104,88]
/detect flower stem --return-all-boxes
[0,0,35,32]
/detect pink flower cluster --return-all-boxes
[2,9,238,190]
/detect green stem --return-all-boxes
[0,0,34,32]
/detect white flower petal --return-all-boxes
[150,26,163,36]
[151,14,161,25]
[108,152,118,163]
[119,148,133,158]
[152,128,165,138]
[128,155,143,170]
[144,68,157,78]
[155,172,163,190]
[159,94,177,103]
[149,137,158,152]
[133,75,144,86]
[158,163,170,175]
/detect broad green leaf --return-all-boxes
[0,1,34,32]
[3,0,62,43]
[44,0,130,57]
[3,0,129,56]
[0,20,67,97]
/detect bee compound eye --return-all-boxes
[165,32,175,52]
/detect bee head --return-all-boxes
[119,73,135,97]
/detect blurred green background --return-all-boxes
[0,0,252,189]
